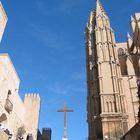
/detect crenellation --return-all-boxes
[0,2,41,140]
[24,93,40,101]
[0,54,41,140]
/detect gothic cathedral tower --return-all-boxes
[86,0,128,139]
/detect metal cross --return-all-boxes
[57,102,73,138]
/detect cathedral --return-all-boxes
[86,0,140,140]
[0,2,40,140]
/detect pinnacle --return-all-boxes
[127,32,131,38]
[95,0,106,16]
[131,15,136,22]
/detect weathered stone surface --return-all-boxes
[0,2,7,42]
[0,129,8,140]
[0,54,41,140]
[86,0,140,140]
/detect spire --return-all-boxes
[94,0,110,28]
[95,0,106,17]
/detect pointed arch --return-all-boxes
[0,113,8,129]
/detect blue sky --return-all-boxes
[0,0,140,140]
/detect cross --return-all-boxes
[57,102,73,139]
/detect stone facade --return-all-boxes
[0,2,40,140]
[0,2,7,42]
[86,0,140,140]
[0,129,8,140]
[0,54,40,140]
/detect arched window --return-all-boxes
[7,90,12,98]
[5,90,13,113]
[0,113,7,129]
[106,102,109,113]
[110,102,113,112]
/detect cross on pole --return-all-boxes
[57,102,73,139]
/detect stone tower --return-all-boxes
[24,94,40,140]
[86,0,128,139]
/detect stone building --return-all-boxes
[0,2,40,140]
[85,0,140,140]
[0,2,7,42]
[38,128,52,140]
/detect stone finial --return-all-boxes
[131,15,136,22]
[131,16,136,33]
[127,32,132,39]
[134,13,140,21]
[37,94,40,98]
[95,0,106,16]
[33,94,37,97]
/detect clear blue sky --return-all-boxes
[0,0,140,140]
